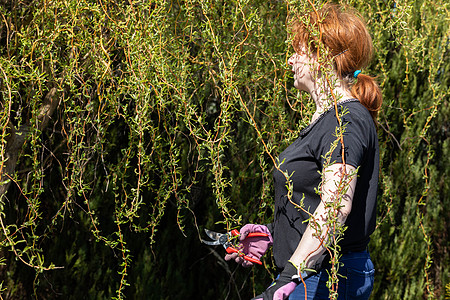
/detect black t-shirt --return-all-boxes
[270,99,379,270]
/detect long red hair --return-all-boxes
[290,3,382,121]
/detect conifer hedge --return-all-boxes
[0,0,448,299]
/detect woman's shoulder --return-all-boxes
[317,99,377,139]
[318,99,369,123]
[342,100,372,117]
[340,101,376,129]
[318,99,373,127]
[300,99,375,137]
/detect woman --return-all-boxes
[225,3,382,300]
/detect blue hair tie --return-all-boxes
[353,70,362,78]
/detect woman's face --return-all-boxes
[288,46,317,92]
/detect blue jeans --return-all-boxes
[288,251,375,300]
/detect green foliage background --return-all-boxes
[0,0,448,299]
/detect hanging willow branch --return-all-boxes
[0,0,448,299]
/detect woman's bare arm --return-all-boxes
[289,163,357,271]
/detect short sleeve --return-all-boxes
[316,106,371,169]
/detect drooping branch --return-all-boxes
[0,121,26,197]
[0,87,60,197]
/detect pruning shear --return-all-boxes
[202,228,269,265]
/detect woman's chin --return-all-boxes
[294,83,308,92]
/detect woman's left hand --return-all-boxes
[251,261,299,300]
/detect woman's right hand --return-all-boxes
[224,224,273,267]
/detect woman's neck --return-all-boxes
[309,76,353,122]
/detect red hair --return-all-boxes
[290,3,382,121]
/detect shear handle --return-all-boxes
[230,229,269,239]
[225,246,263,265]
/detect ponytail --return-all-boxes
[351,73,382,123]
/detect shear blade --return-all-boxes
[204,228,224,241]
[201,239,221,246]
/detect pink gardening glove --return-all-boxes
[251,261,300,300]
[224,224,273,267]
